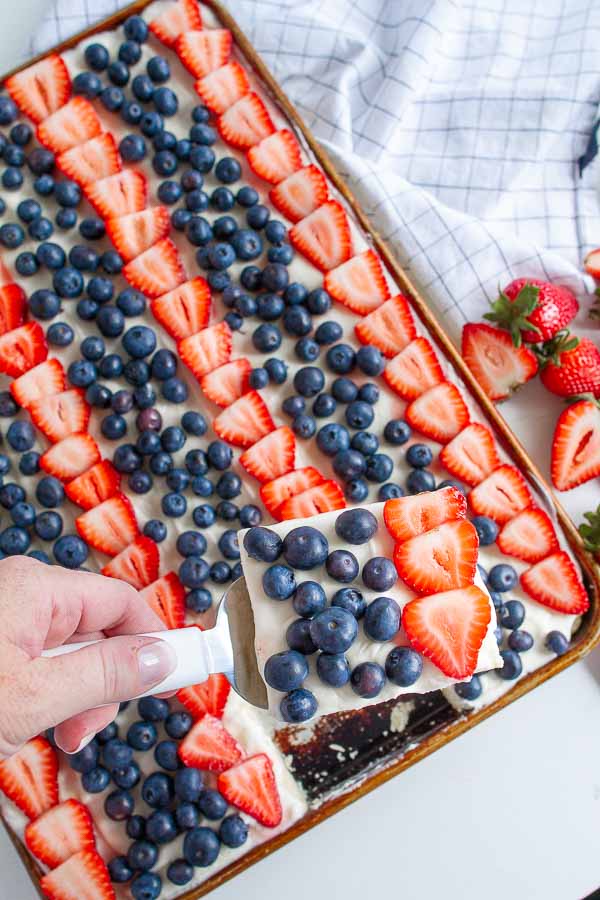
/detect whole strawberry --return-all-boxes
[484,278,578,345]
[539,334,600,397]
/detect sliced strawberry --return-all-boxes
[65,460,120,511]
[521,551,589,615]
[497,507,559,564]
[405,382,470,443]
[239,426,296,483]
[217,92,275,150]
[383,337,443,401]
[106,207,170,263]
[36,97,101,154]
[101,535,159,589]
[122,238,185,299]
[217,754,282,828]
[0,257,12,286]
[194,61,250,115]
[278,480,346,520]
[461,322,538,402]
[383,486,467,543]
[289,200,352,272]
[247,129,302,184]
[25,799,95,869]
[394,519,479,594]
[149,0,202,47]
[260,466,326,517]
[179,321,232,379]
[177,674,231,720]
[40,433,100,481]
[402,585,492,679]
[84,169,147,219]
[584,247,600,279]
[0,283,26,336]
[10,358,65,408]
[0,736,58,821]
[39,849,114,900]
[29,389,90,443]
[0,322,47,378]
[269,164,329,223]
[468,464,533,525]
[324,250,390,315]
[213,390,274,448]
[178,714,243,773]
[176,28,232,78]
[6,54,70,124]
[56,133,121,187]
[75,493,139,557]
[200,357,251,407]
[355,294,416,357]
[140,572,185,629]
[439,423,500,487]
[550,399,600,491]
[150,277,211,340]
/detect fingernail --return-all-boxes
[67,733,94,755]
[137,639,177,687]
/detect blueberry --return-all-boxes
[471,515,498,546]
[365,453,394,483]
[217,814,248,850]
[56,208,77,229]
[3,167,24,193]
[69,740,99,774]
[407,468,436,493]
[317,423,350,456]
[32,174,52,195]
[249,367,269,390]
[488,563,518,592]
[0,455,11,477]
[239,505,262,528]
[0,526,30,555]
[311,394,335,420]
[497,649,523,680]
[240,264,262,291]
[179,556,210,589]
[87,276,114,305]
[147,808,178,845]
[17,198,41,222]
[282,395,305,418]
[82,766,111,793]
[119,38,142,65]
[73,71,102,98]
[243,527,282,564]
[120,133,147,162]
[198,789,227,820]
[141,771,173,812]
[454,675,483,701]
[162,492,187,518]
[351,661,386,698]
[326,343,355,374]
[183,826,220,867]
[351,431,379,456]
[207,440,232,470]
[498,599,525,630]
[326,549,359,583]
[53,534,87,568]
[167,860,194,887]
[113,760,141,789]
[131,872,162,900]
[27,147,54,175]
[345,400,374,430]
[36,477,64,508]
[280,688,318,723]
[0,95,18,124]
[16,251,39,276]
[545,630,569,655]
[0,222,24,248]
[286,618,318,654]
[406,443,433,468]
[507,630,534,653]
[189,144,215,173]
[175,802,199,831]
[356,344,384,375]
[294,366,325,398]
[378,483,404,500]
[364,596,401,642]
[105,789,134,821]
[310,607,358,653]
[108,60,130,87]
[122,325,156,359]
[127,840,158,873]
[154,740,179,772]
[264,650,309,692]
[7,421,34,452]
[108,855,133,884]
[127,720,158,752]
[362,556,397,591]
[293,581,327,618]
[335,508,378,545]
[294,337,320,362]
[19,451,40,476]
[84,42,109,70]
[69,244,99,272]
[138,697,170,722]
[163,712,192,743]
[210,560,231,584]
[97,306,125,338]
[124,14,148,41]
[218,529,240,560]
[144,520,167,543]
[176,530,207,558]
[237,185,259,207]
[173,767,203,805]
[0,483,25,509]
[231,228,263,260]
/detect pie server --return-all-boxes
[42,577,269,709]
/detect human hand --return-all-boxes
[0,555,177,759]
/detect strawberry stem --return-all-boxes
[534,328,580,367]
[579,505,600,553]
[483,283,541,347]
[589,286,600,321]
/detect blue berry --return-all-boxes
[331,377,358,403]
[164,711,192,741]
[312,393,336,418]
[158,180,182,204]
[545,630,568,655]
[230,227,263,261]
[365,453,393,483]
[108,60,130,87]
[28,288,60,319]
[310,607,358,653]
[154,740,179,772]
[73,71,102,98]
[488,563,518,592]
[56,208,77,229]
[263,358,287,385]
[127,840,158,872]
[142,772,173,808]
[407,468,436,493]
[17,198,41,223]
[153,86,178,116]
[280,688,318,723]
[497,649,523,680]
[69,244,99,271]
[264,650,309,692]
[108,856,133,884]
[498,599,525,630]
[131,873,162,900]
[294,337,320,362]
[11,502,36,527]
[146,809,177,845]
[330,587,365,619]
[316,422,351,456]
[364,596,401,641]
[101,414,127,441]
[15,251,39,276]
[215,156,242,183]
[67,740,99,774]
[84,42,109,70]
[122,325,156,358]
[263,564,296,599]
[7,421,34,452]
[332,449,366,482]
[113,761,141,790]
[326,343,355,373]
[138,697,170,722]
[358,383,379,404]
[32,174,52,195]
[105,790,134,821]
[119,39,142,65]
[335,508,378,545]
[144,520,167,543]
[120,133,146,162]
[124,14,148,41]
[183,826,220,866]
[19,451,40,476]
[0,222,24,248]
[0,95,18,124]
[33,511,62,542]
[292,414,316,439]
[36,477,64,508]
[326,549,359,583]
[362,556,396,591]
[189,144,215,173]
[150,451,173,475]
[176,530,207,558]
[97,306,125,337]
[0,483,25,509]
[282,526,329,570]
[0,526,30,555]
[286,617,318,654]
[454,675,482,701]
[378,483,404,500]
[406,443,433,468]
[236,184,258,206]
[127,721,158,752]
[128,470,152,493]
[122,100,143,125]
[471,516,499,546]
[294,366,324,398]
[162,492,187,518]
[186,587,212,613]
[345,400,374,430]
[82,766,111,793]
[351,661,386,698]
[508,630,534,652]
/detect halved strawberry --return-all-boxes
[324,250,390,315]
[123,238,185,299]
[56,133,121,186]
[260,466,325,517]
[140,572,185,629]
[497,507,559,564]
[76,493,139,557]
[247,129,302,184]
[213,390,274,448]
[25,799,95,869]
[217,92,275,150]
[149,0,202,47]
[39,849,113,900]
[150,277,211,340]
[584,248,600,279]
[106,207,171,263]
[65,460,120,511]
[468,464,532,524]
[29,389,90,443]
[0,736,58,820]
[550,399,600,491]
[278,480,346,520]
[461,322,538,402]
[0,322,47,378]
[239,426,296,483]
[84,169,147,219]
[179,321,232,380]
[289,200,352,272]
[405,382,470,443]
[36,97,101,154]
[439,422,500,487]
[383,337,443,401]
[176,28,232,78]
[269,164,329,223]
[101,535,159,589]
[520,551,589,615]
[178,714,243,773]
[217,754,282,828]
[355,294,416,357]
[177,674,231,720]
[0,283,26,336]
[0,257,12,286]
[194,61,249,115]
[383,486,467,543]
[6,54,70,124]
[394,519,479,594]
[40,433,100,481]
[402,585,492,679]
[200,357,251,407]
[10,358,65,408]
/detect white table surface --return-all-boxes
[1,3,599,898]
